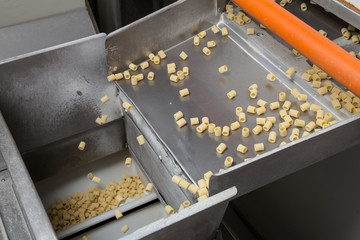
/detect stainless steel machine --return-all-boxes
[0,0,359,239]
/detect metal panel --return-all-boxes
[0,112,57,240]
[0,9,96,61]
[0,151,6,172]
[106,0,220,72]
[0,33,122,154]
[125,187,237,240]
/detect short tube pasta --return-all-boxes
[124,70,130,79]
[190,117,199,125]
[285,67,296,78]
[242,127,249,137]
[216,143,227,154]
[250,90,258,99]
[300,102,310,112]
[188,184,199,195]
[173,111,183,120]
[252,125,263,135]
[282,101,292,110]
[254,143,265,152]
[237,144,248,153]
[214,126,222,136]
[125,157,132,167]
[208,123,216,133]
[238,112,246,122]
[140,61,149,69]
[227,90,236,99]
[247,106,256,114]
[268,131,277,143]
[279,92,286,101]
[179,51,188,60]
[257,99,268,107]
[198,31,207,38]
[197,123,208,133]
[165,205,174,215]
[297,94,307,101]
[289,109,300,118]
[305,121,316,131]
[207,41,216,48]
[179,88,190,97]
[137,135,146,145]
[176,118,187,128]
[222,126,230,136]
[270,101,280,110]
[78,141,86,151]
[179,180,190,189]
[256,117,266,125]
[218,65,228,73]
[147,72,155,80]
[158,50,167,59]
[129,63,137,71]
[101,96,109,103]
[230,121,240,131]
[202,47,211,55]
[221,27,228,36]
[194,36,200,46]
[295,119,305,127]
[266,73,276,81]
[224,156,233,167]
[263,121,273,131]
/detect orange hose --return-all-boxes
[232,0,360,97]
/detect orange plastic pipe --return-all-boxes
[232,0,360,97]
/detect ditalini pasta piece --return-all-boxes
[179,180,190,189]
[183,67,189,76]
[332,100,341,109]
[131,75,138,85]
[101,96,109,103]
[114,209,123,219]
[295,119,305,127]
[289,109,300,118]
[170,74,179,82]
[129,63,137,71]
[82,236,89,240]
[230,121,240,131]
[174,111,183,120]
[227,12,235,20]
[316,119,326,127]
[280,0,287,6]
[279,109,287,119]
[207,41,216,48]
[330,92,340,100]
[222,126,230,136]
[344,102,355,113]
[254,143,264,152]
[204,171,213,180]
[172,175,182,185]
[257,99,268,107]
[267,116,276,124]
[243,16,251,23]
[236,107,243,116]
[280,141,287,146]
[242,127,250,137]
[179,51,188,60]
[318,29,327,37]
[279,92,286,101]
[194,36,200,46]
[249,84,258,91]
[247,28,255,35]
[312,73,321,82]
[279,126,287,137]
[285,67,296,78]
[124,70,131,79]
[100,114,108,124]
[202,47,211,55]
[263,121,273,131]
[316,110,324,119]
[198,31,207,38]
[301,72,312,81]
[136,73,144,81]
[179,88,190,97]
[208,123,216,133]
[300,102,310,112]
[292,128,300,136]
[78,141,86,151]
[190,117,199,125]
[221,27,228,36]
[247,105,257,114]
[282,101,292,110]
[218,65,228,73]
[115,73,123,80]
[125,157,132,167]
[137,135,146,145]
[227,90,236,99]
[237,144,248,153]
[292,49,301,56]
[256,106,266,115]
[148,53,155,61]
[216,143,227,154]
[202,117,210,125]
[211,25,220,33]
[154,56,160,64]
[121,225,129,233]
[165,205,174,215]
[290,88,300,98]
[270,101,280,110]
[198,179,206,189]
[198,195,208,202]
[252,125,263,135]
[188,184,199,195]
[238,112,246,122]
[107,74,116,82]
[256,117,266,125]
[318,87,328,95]
[224,157,233,167]
[197,123,208,133]
[176,118,187,128]
[92,176,101,184]
[140,61,149,69]
[87,172,94,180]
[280,121,290,129]
[147,72,155,80]
[268,131,277,143]
[289,134,299,142]
[305,121,316,132]
[266,73,276,81]
[298,94,307,101]
[301,2,307,11]
[158,50,167,59]
[95,117,103,125]
[250,90,258,99]
[283,115,293,124]
[310,104,321,112]
[302,131,310,137]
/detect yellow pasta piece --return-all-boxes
[145,72,155,81]
[279,141,287,146]
[254,143,264,152]
[197,195,208,202]
[202,117,209,125]
[285,67,296,78]
[318,29,327,37]
[283,115,293,124]
[257,106,266,115]
[330,92,340,100]
[282,100,291,110]
[213,126,221,136]
[280,0,287,6]
[289,134,299,142]
[140,61,149,70]
[222,126,230,136]
[294,119,305,127]
[115,73,123,80]
[316,110,324,119]
[346,91,356,99]
[316,119,326,127]
[221,27,228,36]
[318,87,328,95]
[101,95,109,103]
[172,175,182,185]
[129,63,137,71]
[267,116,276,124]
[257,99,268,107]
[289,109,300,118]
[137,135,146,145]
[247,28,255,35]
[301,72,312,81]
[78,141,86,151]
[297,94,307,101]
[318,72,328,80]
[252,125,263,135]
[179,88,190,97]
[218,65,228,73]
[190,117,199,125]
[238,112,246,122]
[249,84,258,91]
[154,56,160,64]
[202,47,211,56]
[170,74,179,82]
[188,184,199,195]
[230,121,240,131]
[176,118,187,128]
[198,179,206,189]
[193,36,200,46]
[242,127,249,137]
[263,121,273,131]
[300,102,310,112]
[279,92,286,101]
[183,67,189,76]
[124,70,130,79]
[107,74,116,82]
[208,123,216,133]
[305,121,316,132]
[227,90,236,99]
[290,88,300,98]
[198,187,208,197]
[292,128,300,136]
[250,90,258,99]
[92,176,101,184]
[224,157,233,167]
[197,123,208,133]
[227,12,235,20]
[131,75,138,86]
[237,144,248,154]
[279,109,287,119]
[87,172,94,180]
[173,111,183,120]
[247,105,256,114]
[279,126,287,137]
[177,71,185,80]
[243,16,251,23]
[310,104,321,112]
[179,180,190,189]
[260,23,266,29]
[302,131,310,138]
[216,143,227,154]
[352,97,360,107]
[280,121,290,129]
[158,50,167,59]
[204,171,213,180]
[344,102,355,113]
[292,49,301,56]
[211,25,220,34]
[352,35,359,44]
[179,51,188,60]
[236,17,245,25]
[198,31,207,38]
[125,157,132,167]
[136,73,144,81]
[268,101,279,110]
[268,131,277,143]
[114,209,123,219]
[236,107,243,116]
[82,236,89,240]
[301,2,307,11]
[256,117,266,125]
[148,53,155,61]
[207,41,216,48]
[266,73,276,81]
[121,224,129,233]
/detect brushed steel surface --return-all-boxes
[0,151,6,172]
[0,33,122,154]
